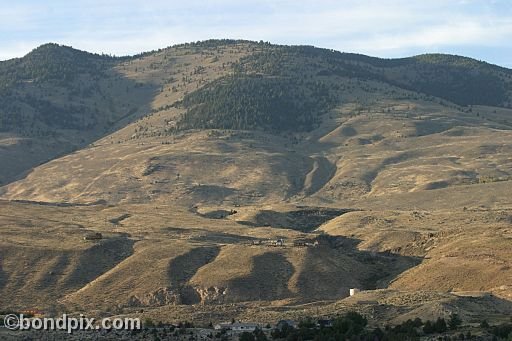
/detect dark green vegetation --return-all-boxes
[390,54,512,106]
[2,40,512,136]
[271,312,369,341]
[269,312,509,341]
[0,43,159,142]
[264,46,512,107]
[0,44,118,133]
[177,75,336,132]
[491,324,512,339]
[173,43,512,133]
[0,43,112,88]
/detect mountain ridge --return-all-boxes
[1,39,512,327]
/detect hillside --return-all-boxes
[2,41,512,185]
[0,40,511,327]
[0,44,144,185]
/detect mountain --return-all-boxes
[0,40,511,328]
[2,41,511,187]
[173,44,512,132]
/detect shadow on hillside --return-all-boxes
[162,227,261,244]
[219,235,422,303]
[237,207,356,232]
[187,185,238,203]
[452,293,512,320]
[362,151,417,186]
[227,252,294,301]
[159,234,422,304]
[60,237,135,289]
[414,118,455,136]
[0,63,160,188]
[33,254,71,289]
[0,260,6,289]
[168,246,221,286]
[293,235,422,302]
[167,246,221,304]
[261,153,319,200]
[191,232,260,244]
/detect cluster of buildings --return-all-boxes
[250,238,319,247]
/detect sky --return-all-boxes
[1,0,512,67]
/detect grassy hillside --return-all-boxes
[0,43,116,132]
[2,41,511,139]
[3,40,508,138]
[240,45,512,107]
[1,40,512,326]
[0,40,246,184]
[1,40,512,186]
[170,44,512,134]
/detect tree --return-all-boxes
[253,327,268,341]
[239,331,255,341]
[372,327,385,340]
[332,312,368,337]
[449,314,462,330]
[144,318,155,328]
[423,320,434,334]
[271,323,295,339]
[434,318,448,333]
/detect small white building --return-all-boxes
[349,288,361,296]
[214,322,231,330]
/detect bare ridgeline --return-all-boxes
[1,40,512,340]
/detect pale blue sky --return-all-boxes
[1,0,512,67]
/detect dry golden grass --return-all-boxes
[1,43,512,325]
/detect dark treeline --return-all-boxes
[1,40,511,136]
[174,43,512,134]
[177,74,336,133]
[0,43,114,90]
[134,312,512,340]
[241,45,511,107]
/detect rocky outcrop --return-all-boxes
[127,285,229,307]
[128,287,180,306]
[195,286,229,304]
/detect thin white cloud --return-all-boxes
[1,0,511,66]
[343,19,512,56]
